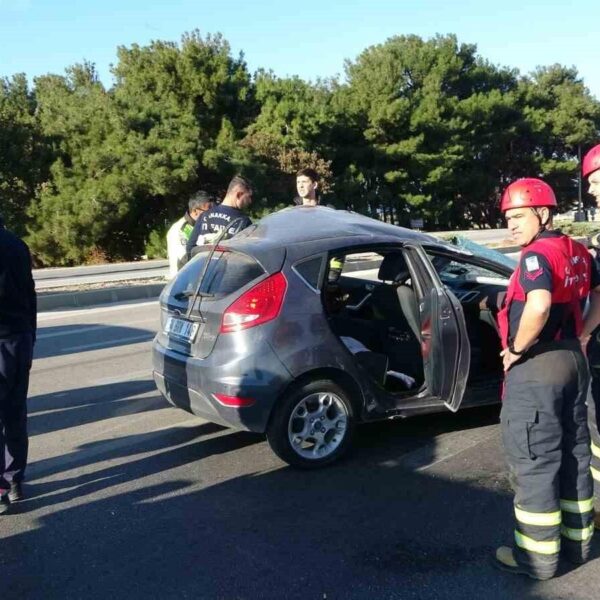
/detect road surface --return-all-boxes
[1,299,598,599]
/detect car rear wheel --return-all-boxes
[266,380,356,468]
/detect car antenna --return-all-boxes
[185,217,246,320]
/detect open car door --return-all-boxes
[403,244,471,412]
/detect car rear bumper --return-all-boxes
[152,337,292,433]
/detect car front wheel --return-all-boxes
[266,380,356,468]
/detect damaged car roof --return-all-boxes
[231,206,439,248]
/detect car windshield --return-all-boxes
[447,235,517,270]
[428,254,508,285]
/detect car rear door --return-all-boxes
[402,244,470,412]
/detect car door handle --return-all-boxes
[346,293,372,311]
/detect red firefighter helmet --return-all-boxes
[500,178,557,213]
[583,144,600,178]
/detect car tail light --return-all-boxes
[220,271,287,333]
[213,393,255,407]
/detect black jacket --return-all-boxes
[0,220,37,338]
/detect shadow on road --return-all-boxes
[2,404,596,599]
[23,421,260,508]
[27,380,161,437]
[34,323,155,359]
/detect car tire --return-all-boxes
[266,379,356,469]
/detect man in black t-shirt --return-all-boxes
[186,176,253,258]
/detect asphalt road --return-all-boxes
[2,300,599,600]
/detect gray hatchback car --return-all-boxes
[152,207,514,468]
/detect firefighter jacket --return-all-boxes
[498,232,591,350]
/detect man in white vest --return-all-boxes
[166,191,214,278]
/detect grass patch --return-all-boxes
[557,222,600,238]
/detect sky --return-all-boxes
[1,0,598,99]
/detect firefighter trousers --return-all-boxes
[502,341,593,580]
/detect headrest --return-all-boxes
[378,253,408,282]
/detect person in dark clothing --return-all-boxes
[494,178,597,580]
[0,215,36,515]
[186,176,253,258]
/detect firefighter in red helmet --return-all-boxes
[579,143,600,533]
[494,178,597,579]
[582,144,600,204]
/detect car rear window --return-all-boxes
[171,250,265,299]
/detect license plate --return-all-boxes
[165,317,200,342]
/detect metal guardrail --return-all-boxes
[34,258,168,279]
[34,260,169,290]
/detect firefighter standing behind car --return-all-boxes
[494,178,597,580]
[186,175,253,259]
[578,143,600,532]
[166,191,215,278]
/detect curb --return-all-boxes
[38,283,166,312]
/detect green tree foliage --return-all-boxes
[27,63,125,264]
[112,31,254,200]
[518,65,600,209]
[341,35,529,228]
[0,74,50,236]
[28,32,254,265]
[339,37,600,227]
[241,72,334,206]
[0,31,598,264]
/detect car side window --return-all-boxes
[293,256,324,291]
[425,253,507,285]
[339,252,383,282]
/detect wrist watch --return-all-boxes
[508,340,525,356]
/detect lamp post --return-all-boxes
[574,144,586,222]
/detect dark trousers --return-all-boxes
[0,333,34,493]
[586,334,600,507]
[589,380,600,502]
[502,342,593,579]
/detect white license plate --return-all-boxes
[165,317,200,342]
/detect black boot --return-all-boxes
[0,493,10,515]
